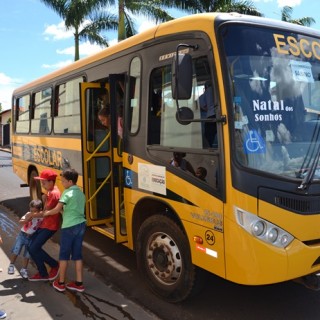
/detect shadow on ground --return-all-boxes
[1,196,30,218]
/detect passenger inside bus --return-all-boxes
[95,105,110,154]
[199,80,217,148]
[197,86,207,147]
[98,106,110,129]
[195,166,207,182]
[113,79,125,142]
[169,152,195,176]
[231,55,308,175]
[97,88,109,110]
[148,88,162,145]
[117,104,124,139]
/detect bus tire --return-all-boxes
[29,170,41,200]
[136,214,202,302]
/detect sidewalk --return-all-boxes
[0,207,159,319]
[0,146,10,153]
[0,147,11,168]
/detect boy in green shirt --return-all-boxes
[44,169,86,292]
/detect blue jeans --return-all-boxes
[60,222,86,260]
[28,228,59,277]
[11,231,31,259]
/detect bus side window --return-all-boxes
[31,88,52,134]
[15,95,30,134]
[128,57,141,134]
[54,77,83,134]
[148,69,162,145]
[147,59,219,190]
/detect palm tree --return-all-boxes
[281,6,315,27]
[40,0,118,61]
[167,0,263,16]
[117,0,177,41]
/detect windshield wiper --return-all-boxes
[298,119,320,190]
[298,143,320,190]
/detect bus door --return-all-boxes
[80,79,127,243]
[108,74,127,243]
[80,82,115,239]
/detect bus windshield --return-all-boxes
[223,24,320,181]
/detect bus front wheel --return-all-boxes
[136,214,202,302]
[29,170,41,200]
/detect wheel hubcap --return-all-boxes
[146,232,182,285]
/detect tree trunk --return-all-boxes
[74,29,80,61]
[118,0,126,41]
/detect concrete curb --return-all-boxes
[0,147,11,153]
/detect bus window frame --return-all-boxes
[53,75,85,135]
[30,86,53,135]
[127,55,142,136]
[15,94,31,134]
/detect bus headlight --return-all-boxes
[234,206,294,248]
[251,221,266,237]
[267,228,278,243]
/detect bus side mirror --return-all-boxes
[172,53,193,100]
[176,106,194,125]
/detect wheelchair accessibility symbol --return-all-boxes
[244,130,266,154]
[124,169,133,187]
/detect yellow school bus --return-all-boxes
[11,12,320,302]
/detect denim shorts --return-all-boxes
[11,231,32,259]
[59,222,86,261]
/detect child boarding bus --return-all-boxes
[11,12,320,302]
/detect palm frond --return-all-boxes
[290,17,316,27]
[281,6,293,22]
[79,29,109,46]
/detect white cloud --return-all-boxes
[0,73,14,86]
[56,46,75,56]
[43,19,97,41]
[107,38,118,47]
[57,41,107,57]
[252,0,301,7]
[0,73,22,110]
[39,18,153,73]
[43,21,73,40]
[78,42,106,56]
[41,41,112,70]
[277,0,301,7]
[0,87,14,110]
[138,19,156,33]
[42,59,73,70]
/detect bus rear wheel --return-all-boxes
[29,170,41,200]
[136,214,201,302]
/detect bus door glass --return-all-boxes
[109,74,127,242]
[80,83,114,232]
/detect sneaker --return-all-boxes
[20,268,28,279]
[52,280,66,292]
[8,264,14,275]
[28,273,49,281]
[48,265,59,281]
[0,310,6,319]
[66,282,85,292]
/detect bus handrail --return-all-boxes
[87,171,112,205]
[86,131,111,162]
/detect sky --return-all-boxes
[1,0,320,111]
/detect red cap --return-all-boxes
[34,169,58,181]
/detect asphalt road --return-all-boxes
[2,149,320,319]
